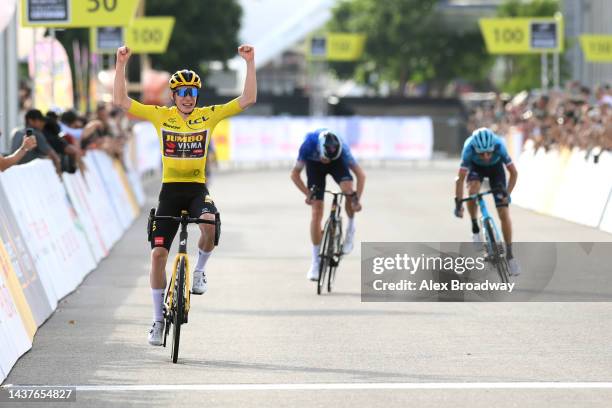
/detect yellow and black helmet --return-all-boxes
[169,69,202,89]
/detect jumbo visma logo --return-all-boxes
[165,134,205,143]
[162,130,208,158]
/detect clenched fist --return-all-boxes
[116,46,132,65]
[238,44,255,62]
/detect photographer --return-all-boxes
[44,111,86,174]
[0,130,37,172]
[10,109,62,175]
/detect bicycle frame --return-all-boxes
[148,209,216,321]
[166,216,192,318]
[329,192,344,223]
[474,193,503,254]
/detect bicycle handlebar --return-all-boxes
[459,190,493,203]
[148,209,216,225]
[309,186,356,200]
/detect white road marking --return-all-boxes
[5,382,611,392]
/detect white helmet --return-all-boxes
[317,130,342,160]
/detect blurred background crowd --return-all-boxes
[3,99,131,175]
[466,82,612,159]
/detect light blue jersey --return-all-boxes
[460,133,512,169]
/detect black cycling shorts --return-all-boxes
[151,183,217,250]
[466,161,509,208]
[306,159,353,200]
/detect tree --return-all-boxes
[327,0,493,95]
[53,0,242,110]
[146,0,242,73]
[497,0,561,93]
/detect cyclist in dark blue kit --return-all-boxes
[454,127,520,276]
[291,129,366,281]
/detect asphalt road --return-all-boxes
[3,164,612,407]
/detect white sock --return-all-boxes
[195,249,212,271]
[312,245,320,264]
[152,288,164,322]
[347,217,355,233]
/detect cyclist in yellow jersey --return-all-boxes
[113,44,256,346]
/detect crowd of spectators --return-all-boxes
[466,82,612,161]
[1,102,131,174]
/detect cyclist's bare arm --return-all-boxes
[349,163,366,199]
[290,161,310,198]
[455,168,468,201]
[506,163,518,195]
[237,45,257,110]
[113,46,135,111]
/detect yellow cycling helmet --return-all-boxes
[169,69,202,89]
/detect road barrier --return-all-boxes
[512,140,612,233]
[131,116,435,175]
[0,151,144,382]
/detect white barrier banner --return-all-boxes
[88,152,133,232]
[63,173,107,263]
[133,121,161,175]
[82,155,124,248]
[0,151,144,382]
[596,152,612,233]
[0,163,62,305]
[229,116,434,162]
[514,145,612,234]
[0,273,31,382]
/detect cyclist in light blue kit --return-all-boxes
[453,127,520,275]
[291,129,366,281]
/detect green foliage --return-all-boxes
[327,0,493,94]
[146,0,242,72]
[496,0,561,93]
[497,0,558,18]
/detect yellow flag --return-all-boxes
[580,35,612,62]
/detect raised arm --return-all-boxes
[237,45,257,110]
[0,135,36,171]
[113,46,135,111]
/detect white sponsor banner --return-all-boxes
[0,161,96,299]
[133,121,161,174]
[551,149,612,227]
[0,163,62,306]
[126,169,146,207]
[229,116,434,162]
[0,273,30,382]
[90,152,134,229]
[62,173,106,263]
[514,145,612,234]
[596,152,612,233]
[0,151,144,382]
[83,154,124,248]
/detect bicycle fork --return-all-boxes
[164,226,192,320]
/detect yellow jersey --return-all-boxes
[129,98,242,183]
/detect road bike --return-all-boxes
[312,189,354,295]
[147,209,218,363]
[460,190,510,283]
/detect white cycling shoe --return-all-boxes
[307,262,320,281]
[508,258,521,276]
[148,321,164,346]
[191,269,207,295]
[343,229,355,254]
